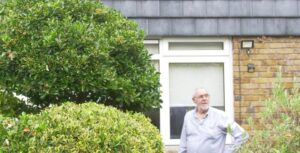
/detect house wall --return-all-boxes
[101,0,300,148]
[102,0,300,36]
[233,36,300,129]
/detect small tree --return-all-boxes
[238,77,300,153]
[0,0,161,112]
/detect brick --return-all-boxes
[286,54,300,60]
[239,107,255,114]
[257,77,294,83]
[232,43,240,49]
[253,43,268,49]
[233,66,248,72]
[251,54,286,60]
[268,42,300,49]
[233,54,249,60]
[261,60,287,65]
[234,60,263,66]
[254,106,266,113]
[240,72,259,78]
[250,101,266,107]
[234,100,265,107]
[284,66,300,71]
[233,77,250,84]
[241,83,259,89]
[286,60,300,65]
[240,89,271,95]
[233,36,300,127]
[258,72,276,78]
[257,48,295,54]
[243,95,264,101]
[281,82,295,88]
[240,112,262,120]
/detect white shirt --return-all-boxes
[179,107,249,153]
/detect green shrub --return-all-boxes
[0,90,22,117]
[0,0,161,111]
[238,78,300,153]
[0,89,37,117]
[0,102,164,152]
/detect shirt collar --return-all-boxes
[193,107,211,119]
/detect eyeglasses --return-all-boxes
[195,94,209,99]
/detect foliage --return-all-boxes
[0,88,38,117]
[0,89,23,117]
[238,78,300,153]
[0,0,161,111]
[0,102,164,152]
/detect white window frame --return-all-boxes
[144,37,233,145]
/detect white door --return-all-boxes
[145,37,233,145]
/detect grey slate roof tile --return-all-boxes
[252,0,274,16]
[134,19,148,34]
[101,0,113,6]
[206,0,229,17]
[183,1,206,16]
[135,18,300,36]
[299,1,300,16]
[241,19,264,35]
[148,19,171,35]
[195,19,218,35]
[264,19,287,35]
[229,0,252,17]
[275,1,298,16]
[113,1,137,17]
[287,19,300,35]
[172,19,195,35]
[103,0,300,36]
[160,1,183,17]
[137,1,160,17]
[218,19,241,35]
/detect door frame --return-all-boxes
[145,37,233,145]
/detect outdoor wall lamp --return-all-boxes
[247,63,255,73]
[241,40,254,56]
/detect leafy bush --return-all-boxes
[0,89,37,117]
[0,102,164,152]
[238,78,300,153]
[0,90,23,117]
[0,0,161,111]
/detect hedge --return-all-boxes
[0,102,164,152]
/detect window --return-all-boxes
[169,42,223,51]
[144,40,160,129]
[169,63,225,139]
[144,37,233,145]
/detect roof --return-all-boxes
[102,0,300,36]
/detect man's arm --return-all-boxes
[225,122,249,152]
[179,118,187,153]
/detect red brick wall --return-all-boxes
[233,36,300,129]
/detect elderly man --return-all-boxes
[179,88,248,153]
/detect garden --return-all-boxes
[1,0,163,152]
[238,76,300,153]
[1,0,300,152]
